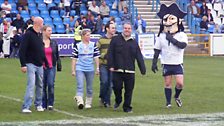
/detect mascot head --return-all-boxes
[157,3,187,36]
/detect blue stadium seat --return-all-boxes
[80,4,87,10]
[80,10,88,15]
[70,10,76,16]
[40,10,49,18]
[11,3,17,11]
[28,3,37,10]
[103,17,110,24]
[50,10,60,18]
[47,3,56,9]
[116,25,123,33]
[35,0,43,3]
[63,17,70,25]
[110,10,118,17]
[20,10,30,18]
[30,10,40,16]
[44,17,53,24]
[23,17,30,22]
[11,10,18,14]
[38,3,47,10]
[60,10,65,17]
[27,0,34,3]
[208,24,215,33]
[53,17,63,25]
[56,24,65,34]
[54,0,61,4]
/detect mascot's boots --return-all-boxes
[74,96,84,109]
[85,97,92,109]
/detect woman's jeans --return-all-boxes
[42,67,56,108]
[22,63,43,109]
[76,70,94,97]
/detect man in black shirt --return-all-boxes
[19,17,46,113]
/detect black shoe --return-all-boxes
[124,109,133,113]
[78,104,84,109]
[175,98,182,107]
[113,103,120,111]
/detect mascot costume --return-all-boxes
[151,3,188,108]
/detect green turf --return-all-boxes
[0,56,224,122]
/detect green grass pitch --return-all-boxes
[0,56,224,122]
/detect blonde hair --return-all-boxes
[79,29,91,36]
[42,25,51,31]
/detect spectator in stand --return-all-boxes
[17,0,28,12]
[10,28,22,58]
[88,0,100,17]
[77,13,84,24]
[121,7,131,24]
[134,15,146,34]
[74,20,82,44]
[81,16,88,29]
[188,0,201,17]
[63,0,71,17]
[100,1,110,19]
[95,14,103,34]
[87,15,96,33]
[69,16,76,28]
[71,0,81,15]
[118,0,127,11]
[1,0,12,18]
[200,1,208,16]
[87,10,93,21]
[12,14,25,32]
[206,9,214,24]
[200,15,208,33]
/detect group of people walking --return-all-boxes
[19,3,188,114]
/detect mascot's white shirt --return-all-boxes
[154,32,188,65]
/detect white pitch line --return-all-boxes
[0,94,88,119]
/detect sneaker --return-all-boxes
[22,109,32,113]
[124,109,133,113]
[36,106,44,112]
[113,103,120,111]
[85,104,91,109]
[175,98,182,107]
[166,104,172,108]
[48,106,53,111]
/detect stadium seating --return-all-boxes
[56,24,65,34]
[53,17,63,25]
[30,10,40,17]
[40,10,49,18]
[50,10,60,18]
[70,10,76,16]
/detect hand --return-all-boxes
[109,68,114,72]
[72,71,76,76]
[95,69,100,75]
[166,33,177,45]
[21,67,27,73]
[151,64,158,73]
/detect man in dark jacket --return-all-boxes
[19,17,46,113]
[108,22,146,113]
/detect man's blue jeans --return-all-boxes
[42,67,56,109]
[76,70,94,97]
[99,65,113,105]
[22,63,43,109]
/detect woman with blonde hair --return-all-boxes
[71,29,100,109]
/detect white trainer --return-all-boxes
[85,97,92,109]
[22,109,32,113]
[36,106,44,112]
